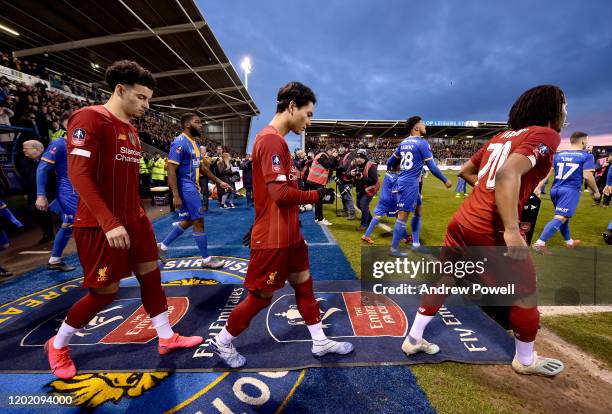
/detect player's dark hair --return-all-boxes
[508,85,565,130]
[276,81,316,113]
[406,116,422,134]
[569,131,588,144]
[105,60,155,91]
[180,112,199,128]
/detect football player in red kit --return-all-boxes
[211,82,352,368]
[44,60,203,379]
[403,85,566,376]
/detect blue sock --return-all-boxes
[608,219,612,231]
[391,219,406,250]
[538,218,564,242]
[193,231,209,259]
[559,220,571,241]
[0,207,23,227]
[411,215,422,245]
[162,224,185,247]
[51,226,73,258]
[364,217,380,237]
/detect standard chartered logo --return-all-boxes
[115,146,141,163]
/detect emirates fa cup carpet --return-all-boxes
[0,280,513,373]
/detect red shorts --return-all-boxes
[74,215,158,288]
[444,218,536,296]
[245,238,310,292]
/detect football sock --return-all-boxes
[407,313,435,343]
[162,224,185,247]
[411,215,422,246]
[137,268,168,317]
[50,226,73,260]
[65,291,117,329]
[391,219,406,250]
[226,293,272,336]
[514,338,535,366]
[537,218,563,243]
[364,216,380,237]
[53,321,79,349]
[292,278,321,325]
[193,232,209,259]
[307,322,327,341]
[510,306,539,343]
[216,326,237,345]
[151,312,174,339]
[559,220,571,241]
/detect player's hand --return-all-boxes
[35,195,48,211]
[592,191,601,202]
[604,185,612,196]
[106,225,130,250]
[242,225,252,248]
[317,187,336,204]
[503,228,529,260]
[534,187,542,198]
[173,194,182,210]
[444,180,452,189]
[220,182,231,190]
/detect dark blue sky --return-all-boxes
[200,0,612,151]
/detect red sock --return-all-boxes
[417,305,441,316]
[226,292,271,336]
[65,291,116,328]
[510,306,540,342]
[292,278,321,325]
[136,268,168,318]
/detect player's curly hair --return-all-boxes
[405,116,422,133]
[508,85,565,131]
[276,81,316,113]
[105,60,155,91]
[180,112,199,128]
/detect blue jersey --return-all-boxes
[40,137,76,195]
[551,150,594,191]
[167,133,201,191]
[379,172,398,204]
[393,137,433,186]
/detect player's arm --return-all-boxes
[165,161,182,210]
[35,156,54,211]
[534,167,553,197]
[459,160,478,186]
[582,154,600,198]
[261,135,330,206]
[200,162,230,190]
[495,153,533,259]
[67,111,126,248]
[386,148,400,170]
[425,158,451,188]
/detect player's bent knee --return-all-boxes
[251,289,274,299]
[91,282,120,295]
[133,260,158,276]
[554,215,568,222]
[287,269,310,285]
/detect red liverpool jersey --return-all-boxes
[67,105,145,233]
[250,125,302,249]
[453,126,560,235]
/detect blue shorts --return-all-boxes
[49,194,78,224]
[550,187,580,217]
[396,184,421,213]
[374,196,398,217]
[178,186,204,221]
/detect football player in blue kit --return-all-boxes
[157,113,231,268]
[533,131,600,254]
[35,112,77,272]
[386,116,452,256]
[361,157,400,244]
[0,200,24,277]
